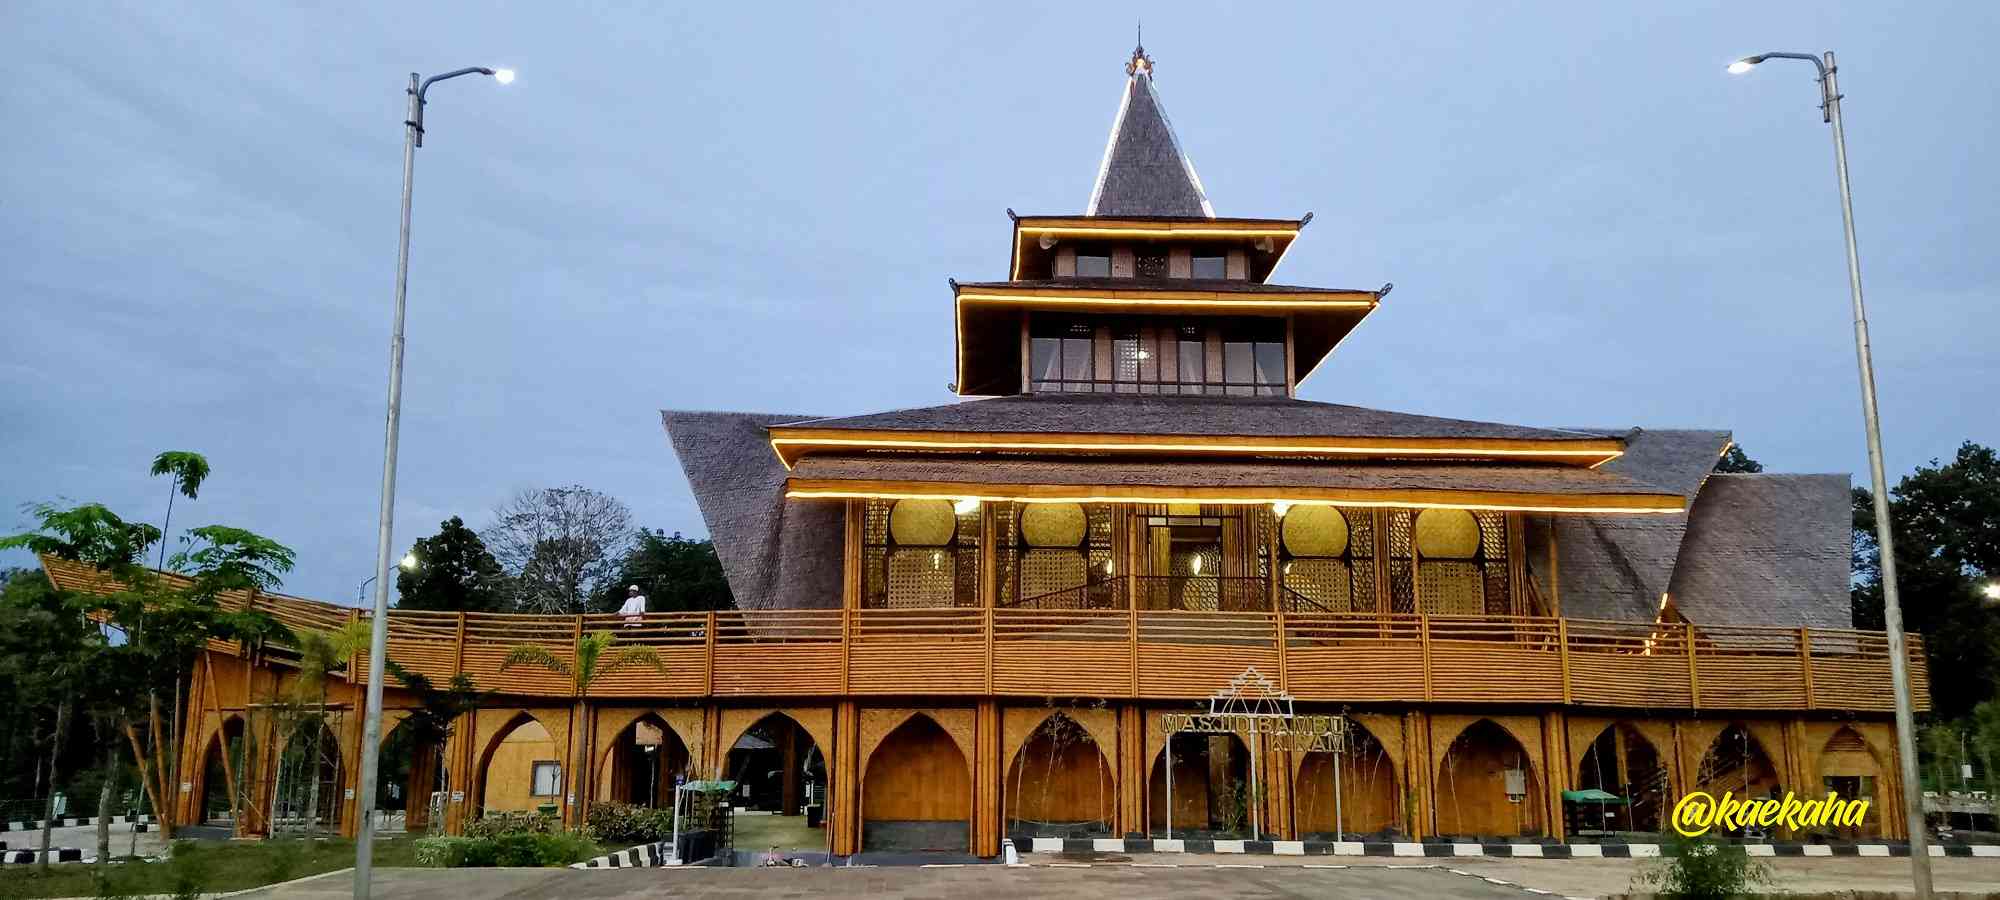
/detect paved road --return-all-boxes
[249,863,1537,899]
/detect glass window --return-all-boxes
[1192,255,1226,279]
[1177,325,1205,393]
[1030,336,1059,390]
[531,762,562,797]
[1026,314,1289,395]
[1224,339,1254,396]
[1075,255,1111,277]
[1256,342,1286,395]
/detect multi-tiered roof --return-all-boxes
[663,44,1851,629]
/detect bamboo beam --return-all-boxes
[1800,627,1816,710]
[1685,623,1700,710]
[1558,618,1573,704]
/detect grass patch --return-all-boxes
[0,836,426,900]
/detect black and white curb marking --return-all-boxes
[2,848,86,864]
[571,840,674,869]
[1024,836,1999,859]
[0,815,152,832]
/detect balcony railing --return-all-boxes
[42,557,1929,714]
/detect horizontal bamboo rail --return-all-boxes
[42,557,1929,713]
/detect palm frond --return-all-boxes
[499,643,572,678]
[597,645,667,679]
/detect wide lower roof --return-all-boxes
[783,455,1685,514]
[768,393,1626,468]
[953,278,1380,396]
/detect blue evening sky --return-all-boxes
[3,2,1995,603]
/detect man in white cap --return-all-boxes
[619,584,647,626]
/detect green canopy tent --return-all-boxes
[1562,788,1628,804]
[1563,788,1629,836]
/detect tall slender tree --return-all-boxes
[500,632,664,820]
[150,451,211,572]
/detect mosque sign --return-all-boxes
[1158,667,1348,753]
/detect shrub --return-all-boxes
[531,831,598,866]
[413,836,479,868]
[466,810,559,839]
[460,838,499,868]
[586,801,676,845]
[491,833,543,867]
[167,841,212,900]
[1633,832,1774,898]
[261,838,305,883]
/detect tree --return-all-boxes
[382,661,488,834]
[277,621,369,838]
[397,516,509,612]
[149,451,210,571]
[484,487,634,614]
[1714,444,1764,473]
[594,530,734,613]
[500,631,665,817]
[0,566,102,870]
[1852,442,2000,720]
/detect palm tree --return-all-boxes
[284,621,369,838]
[149,451,210,572]
[501,631,665,822]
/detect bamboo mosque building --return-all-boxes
[46,42,1925,856]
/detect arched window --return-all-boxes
[1278,506,1376,613]
[862,498,980,607]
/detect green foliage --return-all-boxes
[1713,444,1764,474]
[397,517,511,613]
[0,503,158,568]
[149,452,211,501]
[595,530,734,612]
[166,841,213,900]
[384,661,489,751]
[259,839,305,884]
[474,832,595,867]
[413,836,479,868]
[1632,832,1773,898]
[465,810,560,839]
[1852,441,2000,718]
[586,801,677,844]
[171,525,296,596]
[500,630,666,698]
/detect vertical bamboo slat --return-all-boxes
[1799,627,1815,709]
[1558,617,1572,703]
[1420,614,1433,701]
[1685,622,1700,709]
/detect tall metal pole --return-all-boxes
[1823,52,1932,895]
[353,72,421,900]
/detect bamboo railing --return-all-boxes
[41,557,1929,713]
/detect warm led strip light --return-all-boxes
[957,291,1372,310]
[769,435,1624,468]
[784,488,1684,515]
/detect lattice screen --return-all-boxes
[994,503,1018,607]
[862,500,889,607]
[1387,510,1416,614]
[1476,511,1511,616]
[1346,507,1377,613]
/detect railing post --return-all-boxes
[1684,622,1700,709]
[839,607,851,694]
[1558,617,1572,705]
[1419,614,1433,702]
[703,611,717,698]
[1272,578,1290,694]
[1128,601,1140,699]
[1799,627,1815,710]
[983,603,994,694]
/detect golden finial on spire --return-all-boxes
[1126,23,1153,76]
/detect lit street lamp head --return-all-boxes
[1983,581,2000,602]
[399,552,418,570]
[1727,56,1763,74]
[491,68,516,85]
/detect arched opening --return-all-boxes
[594,713,693,809]
[473,713,563,819]
[374,715,450,834]
[1573,723,1667,835]
[1814,726,1883,839]
[1692,723,1781,835]
[1435,720,1543,839]
[1148,732,1253,838]
[271,717,343,834]
[1005,713,1114,838]
[197,716,247,828]
[1294,721,1400,839]
[721,712,827,853]
[863,715,969,852]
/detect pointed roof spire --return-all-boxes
[1087,36,1213,218]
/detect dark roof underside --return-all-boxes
[779,394,1612,444]
[1089,73,1209,217]
[661,410,842,610]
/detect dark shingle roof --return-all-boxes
[777,394,1613,444]
[1087,71,1212,217]
[1551,429,1730,621]
[1667,474,1852,629]
[661,410,843,611]
[787,455,1683,508]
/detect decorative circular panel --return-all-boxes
[1019,503,1087,547]
[889,499,956,546]
[1414,509,1480,559]
[1281,506,1348,557]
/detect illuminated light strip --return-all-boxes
[1017,226,1301,239]
[769,435,1624,468]
[782,488,1685,515]
[956,292,1375,310]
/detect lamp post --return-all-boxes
[354,67,512,900]
[1730,50,1930,896]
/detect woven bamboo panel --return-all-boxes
[993,640,1132,696]
[886,548,956,608]
[711,645,842,695]
[1418,561,1484,616]
[1429,647,1562,702]
[1284,559,1352,611]
[1137,645,1282,698]
[1286,647,1425,701]
[848,644,984,694]
[1020,549,1088,600]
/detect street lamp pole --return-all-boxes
[1731,50,1930,896]
[354,66,511,900]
